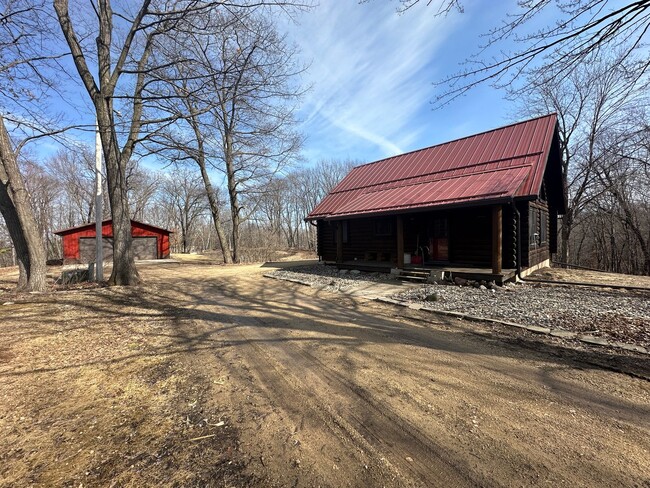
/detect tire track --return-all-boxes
[224,312,482,488]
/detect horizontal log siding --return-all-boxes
[529,200,550,266]
[344,218,397,263]
[502,205,516,269]
[549,207,558,255]
[316,203,529,269]
[518,200,550,268]
[317,220,336,261]
[449,207,491,266]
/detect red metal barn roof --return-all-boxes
[54,219,173,236]
[307,114,563,220]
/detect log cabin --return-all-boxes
[306,114,567,283]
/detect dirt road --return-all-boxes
[1,261,649,486]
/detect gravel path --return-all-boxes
[268,264,398,293]
[393,283,650,348]
[268,265,650,348]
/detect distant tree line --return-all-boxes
[0,156,354,267]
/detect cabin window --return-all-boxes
[374,219,393,236]
[540,211,548,245]
[529,208,540,248]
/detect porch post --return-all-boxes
[396,215,404,268]
[336,221,343,263]
[492,205,502,275]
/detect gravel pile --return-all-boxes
[268,265,397,293]
[393,283,650,348]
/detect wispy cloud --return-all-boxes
[284,2,463,163]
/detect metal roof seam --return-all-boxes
[306,114,558,220]
[327,152,544,194]
[345,112,557,171]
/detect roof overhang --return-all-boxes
[306,113,563,222]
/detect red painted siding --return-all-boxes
[56,220,172,263]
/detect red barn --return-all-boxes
[54,219,173,264]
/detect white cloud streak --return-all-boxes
[285,2,462,162]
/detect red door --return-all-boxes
[430,217,448,261]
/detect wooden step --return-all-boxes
[397,269,430,282]
[397,275,428,282]
[400,269,430,275]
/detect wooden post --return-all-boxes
[396,215,404,268]
[492,205,502,275]
[336,221,343,263]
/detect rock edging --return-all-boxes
[263,273,313,287]
[375,297,649,355]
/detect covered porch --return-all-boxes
[324,203,514,281]
[336,260,517,285]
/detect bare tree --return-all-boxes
[46,147,99,227]
[126,160,161,221]
[255,159,357,251]
[0,117,46,290]
[0,0,67,290]
[594,124,650,274]
[511,49,647,264]
[160,167,208,253]
[147,8,304,263]
[397,1,650,106]
[52,0,169,285]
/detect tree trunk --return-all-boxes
[187,112,232,264]
[100,116,139,285]
[195,156,232,264]
[0,117,47,291]
[560,208,573,264]
[0,181,29,289]
[224,133,240,263]
[54,0,144,286]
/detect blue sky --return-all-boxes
[282,1,523,166]
[19,1,531,169]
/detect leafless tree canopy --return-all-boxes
[511,48,650,274]
[401,0,650,106]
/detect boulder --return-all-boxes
[454,277,468,286]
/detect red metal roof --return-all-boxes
[54,219,173,236]
[307,114,559,220]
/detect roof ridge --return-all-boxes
[334,151,544,194]
[353,162,534,197]
[352,113,557,170]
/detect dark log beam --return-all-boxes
[336,221,343,263]
[397,215,404,268]
[492,205,503,275]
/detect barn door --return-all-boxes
[79,237,113,263]
[132,237,158,260]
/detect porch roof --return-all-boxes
[307,114,562,221]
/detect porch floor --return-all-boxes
[334,260,516,284]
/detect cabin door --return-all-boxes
[429,217,449,262]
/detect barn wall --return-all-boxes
[59,221,171,264]
[61,221,114,262]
